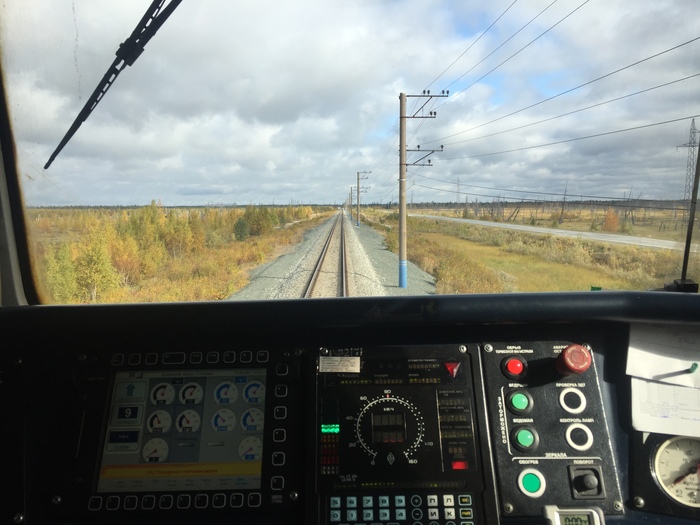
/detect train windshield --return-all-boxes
[2,0,699,303]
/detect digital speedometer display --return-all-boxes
[97,369,266,493]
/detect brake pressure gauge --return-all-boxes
[652,435,700,508]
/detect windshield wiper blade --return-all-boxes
[44,0,183,169]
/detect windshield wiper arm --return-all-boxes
[44,0,183,169]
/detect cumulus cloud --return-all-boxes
[2,0,699,205]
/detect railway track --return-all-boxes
[303,211,348,298]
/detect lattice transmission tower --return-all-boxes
[680,118,698,202]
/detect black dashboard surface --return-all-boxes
[1,291,699,525]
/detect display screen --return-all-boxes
[97,369,266,493]
[561,514,592,525]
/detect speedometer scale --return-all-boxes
[653,436,700,508]
[355,394,424,465]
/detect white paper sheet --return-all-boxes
[627,323,700,388]
[630,377,700,437]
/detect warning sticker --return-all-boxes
[319,356,361,373]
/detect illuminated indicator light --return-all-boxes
[451,460,468,470]
[522,472,542,493]
[321,424,340,434]
[505,358,524,376]
[511,393,529,411]
[516,429,535,448]
[444,361,461,378]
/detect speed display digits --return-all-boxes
[653,436,700,508]
[354,394,425,465]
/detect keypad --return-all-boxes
[327,492,475,524]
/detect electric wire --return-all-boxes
[433,0,591,112]
[425,35,700,145]
[424,0,520,92]
[443,73,700,146]
[442,0,559,93]
[442,115,700,160]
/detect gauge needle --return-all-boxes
[672,462,700,485]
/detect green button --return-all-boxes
[516,429,535,448]
[511,393,529,411]
[522,472,542,493]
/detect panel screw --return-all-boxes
[14,357,22,365]
[459,345,467,353]
[632,497,644,509]
[320,348,330,356]
[289,491,299,501]
[614,500,624,511]
[484,344,494,353]
[78,354,87,361]
[51,495,62,505]
[13,514,24,524]
[503,503,513,513]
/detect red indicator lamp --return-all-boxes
[451,459,468,470]
[444,361,461,378]
[502,356,527,379]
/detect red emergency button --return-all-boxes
[556,344,592,376]
[502,356,527,379]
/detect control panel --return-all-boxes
[24,348,308,524]
[5,323,698,524]
[312,344,498,525]
[480,341,622,517]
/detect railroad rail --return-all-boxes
[303,211,348,298]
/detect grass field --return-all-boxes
[365,207,696,294]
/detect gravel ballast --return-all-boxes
[230,212,435,300]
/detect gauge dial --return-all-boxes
[150,383,175,405]
[238,436,263,460]
[175,409,201,432]
[179,382,204,404]
[240,407,264,431]
[243,381,265,403]
[211,408,236,431]
[214,381,238,404]
[147,410,172,433]
[142,438,169,463]
[653,435,700,508]
[354,394,425,465]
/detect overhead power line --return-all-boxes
[433,0,591,112]
[424,0,520,91]
[425,35,700,145]
[442,0,559,93]
[442,115,700,160]
[444,73,700,146]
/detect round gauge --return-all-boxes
[213,381,238,404]
[238,436,263,460]
[179,382,204,404]
[653,435,700,508]
[211,408,236,431]
[243,381,265,404]
[240,407,265,431]
[175,409,201,433]
[147,410,172,433]
[150,383,175,405]
[142,438,169,463]
[354,394,425,465]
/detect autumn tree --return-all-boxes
[44,242,78,303]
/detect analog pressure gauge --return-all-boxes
[652,435,700,508]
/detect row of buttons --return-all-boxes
[329,494,474,523]
[88,492,262,511]
[331,495,472,508]
[330,507,474,522]
[111,351,285,368]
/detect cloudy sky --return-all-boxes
[2,0,699,206]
